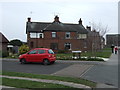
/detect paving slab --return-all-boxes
[52,64,94,78]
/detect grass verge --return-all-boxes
[2,77,72,88]
[2,71,96,88]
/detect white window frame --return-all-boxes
[30,32,44,38]
[64,43,71,50]
[30,33,37,38]
[77,34,87,39]
[52,32,56,38]
[65,32,70,39]
[38,33,44,38]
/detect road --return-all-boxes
[2,59,100,77]
[2,60,72,75]
[81,54,118,88]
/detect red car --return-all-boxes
[19,48,56,65]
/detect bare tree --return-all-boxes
[91,22,110,37]
[88,22,110,58]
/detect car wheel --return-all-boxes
[43,59,50,65]
[20,59,26,64]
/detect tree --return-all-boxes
[9,39,23,46]
[90,22,110,37]
[19,44,29,54]
[88,22,110,57]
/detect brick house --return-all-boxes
[86,26,105,51]
[0,32,9,52]
[26,16,102,52]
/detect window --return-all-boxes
[65,43,71,50]
[77,34,87,39]
[50,43,58,50]
[65,32,70,39]
[28,50,37,54]
[38,49,45,54]
[30,33,36,38]
[52,32,56,38]
[38,33,44,38]
[30,33,44,38]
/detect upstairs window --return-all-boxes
[30,33,44,38]
[52,32,56,38]
[30,33,36,38]
[77,34,87,39]
[65,32,70,39]
[38,33,44,38]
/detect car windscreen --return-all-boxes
[48,49,54,54]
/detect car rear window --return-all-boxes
[38,50,46,54]
[48,49,54,54]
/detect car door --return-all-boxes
[26,49,38,62]
[36,49,46,62]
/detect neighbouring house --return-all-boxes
[0,32,9,52]
[86,26,105,51]
[106,34,120,47]
[26,16,103,52]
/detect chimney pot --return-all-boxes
[78,18,82,25]
[54,15,60,22]
[86,26,91,31]
[27,17,31,22]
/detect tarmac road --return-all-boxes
[81,54,118,88]
[2,60,72,75]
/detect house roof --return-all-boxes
[26,21,88,34]
[0,32,9,43]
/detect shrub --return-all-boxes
[19,44,29,55]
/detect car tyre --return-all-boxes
[43,59,50,65]
[20,59,26,64]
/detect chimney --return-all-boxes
[78,18,82,25]
[27,17,31,22]
[86,26,91,31]
[54,15,60,22]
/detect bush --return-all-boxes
[19,44,29,55]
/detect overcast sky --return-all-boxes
[0,0,119,42]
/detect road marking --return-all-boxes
[79,65,94,78]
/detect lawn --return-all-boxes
[2,77,72,88]
[56,48,112,60]
[2,71,96,88]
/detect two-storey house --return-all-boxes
[26,16,89,52]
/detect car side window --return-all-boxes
[28,50,38,54]
[38,50,45,54]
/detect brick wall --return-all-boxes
[27,31,89,52]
